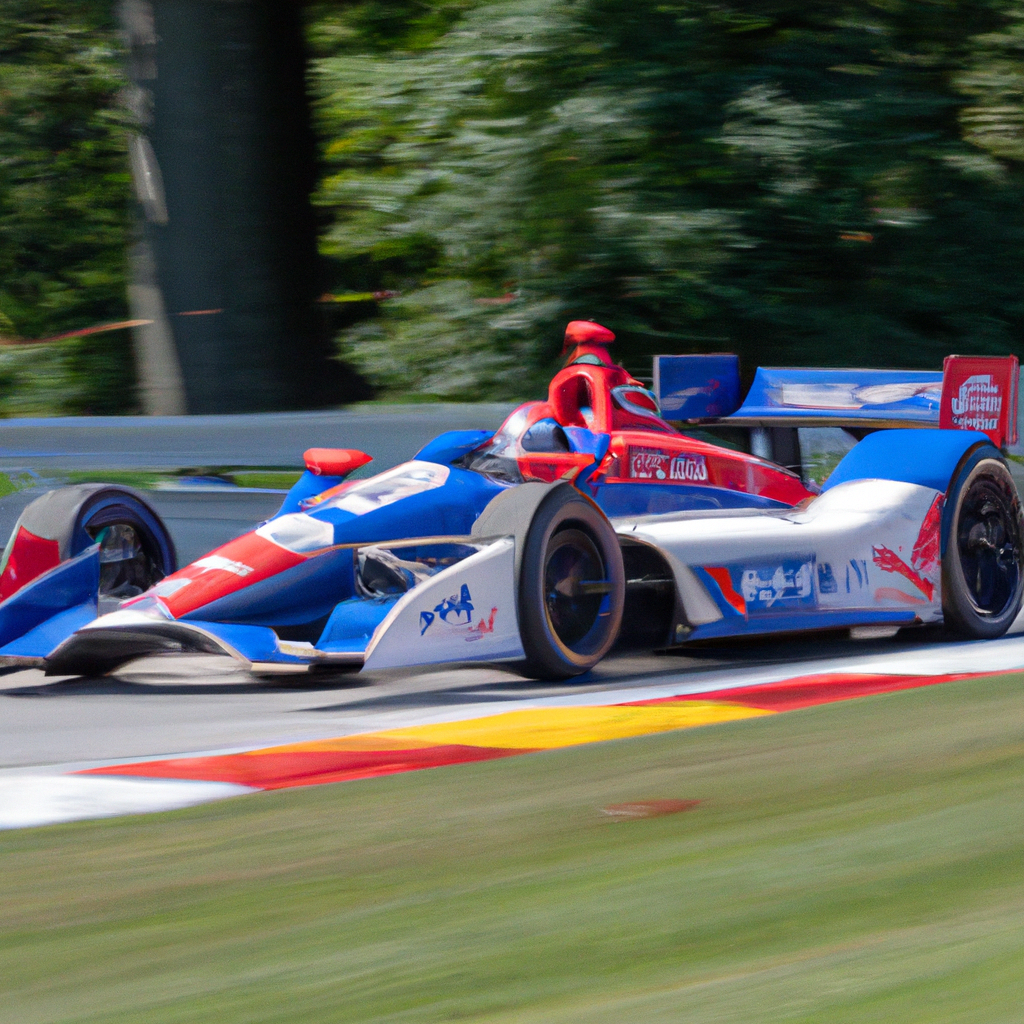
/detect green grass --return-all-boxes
[62,470,165,490]
[0,470,41,498]
[228,470,303,490]
[60,470,302,491]
[4,674,1024,1023]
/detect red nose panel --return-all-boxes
[137,533,307,619]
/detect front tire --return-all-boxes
[942,455,1024,638]
[4,484,175,603]
[516,486,624,679]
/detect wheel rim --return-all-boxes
[543,528,609,650]
[90,522,166,600]
[956,477,1022,617]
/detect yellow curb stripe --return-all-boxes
[370,703,772,751]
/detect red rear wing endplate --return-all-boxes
[940,354,1019,448]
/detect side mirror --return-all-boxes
[302,448,373,477]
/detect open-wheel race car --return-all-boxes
[0,320,1022,680]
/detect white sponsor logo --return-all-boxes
[950,373,1002,431]
[670,454,708,482]
[630,449,668,480]
[192,555,254,577]
[741,562,812,608]
[629,448,709,482]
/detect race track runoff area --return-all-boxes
[3,660,1024,1023]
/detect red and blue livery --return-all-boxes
[0,322,1020,680]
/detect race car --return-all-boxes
[0,320,1021,680]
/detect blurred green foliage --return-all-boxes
[310,0,1024,400]
[7,2,1024,412]
[0,0,136,414]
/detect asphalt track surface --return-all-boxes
[4,620,1024,774]
[3,615,1024,829]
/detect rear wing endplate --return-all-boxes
[939,354,1019,448]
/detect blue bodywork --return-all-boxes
[822,428,988,494]
[0,547,99,657]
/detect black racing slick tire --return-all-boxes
[942,453,1024,639]
[488,483,625,680]
[10,484,176,602]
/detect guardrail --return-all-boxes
[0,404,514,473]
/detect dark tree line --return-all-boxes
[5,2,1024,412]
[310,0,1024,398]
[0,0,134,413]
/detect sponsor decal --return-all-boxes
[629,447,670,480]
[871,499,942,603]
[740,560,814,611]
[466,608,498,640]
[703,566,747,614]
[940,355,1019,446]
[702,559,815,615]
[948,374,1002,433]
[419,583,498,642]
[322,461,450,516]
[192,555,254,577]
[912,494,943,576]
[670,454,708,482]
[817,562,838,594]
[776,381,940,411]
[846,558,869,593]
[628,447,708,482]
[871,546,934,601]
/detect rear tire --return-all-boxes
[516,486,624,679]
[942,456,1024,639]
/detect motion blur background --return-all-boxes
[2,0,1024,417]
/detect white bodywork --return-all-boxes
[615,479,943,627]
[364,479,943,671]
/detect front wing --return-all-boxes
[44,537,524,676]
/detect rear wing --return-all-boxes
[654,353,1019,447]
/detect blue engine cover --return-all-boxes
[822,428,991,494]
